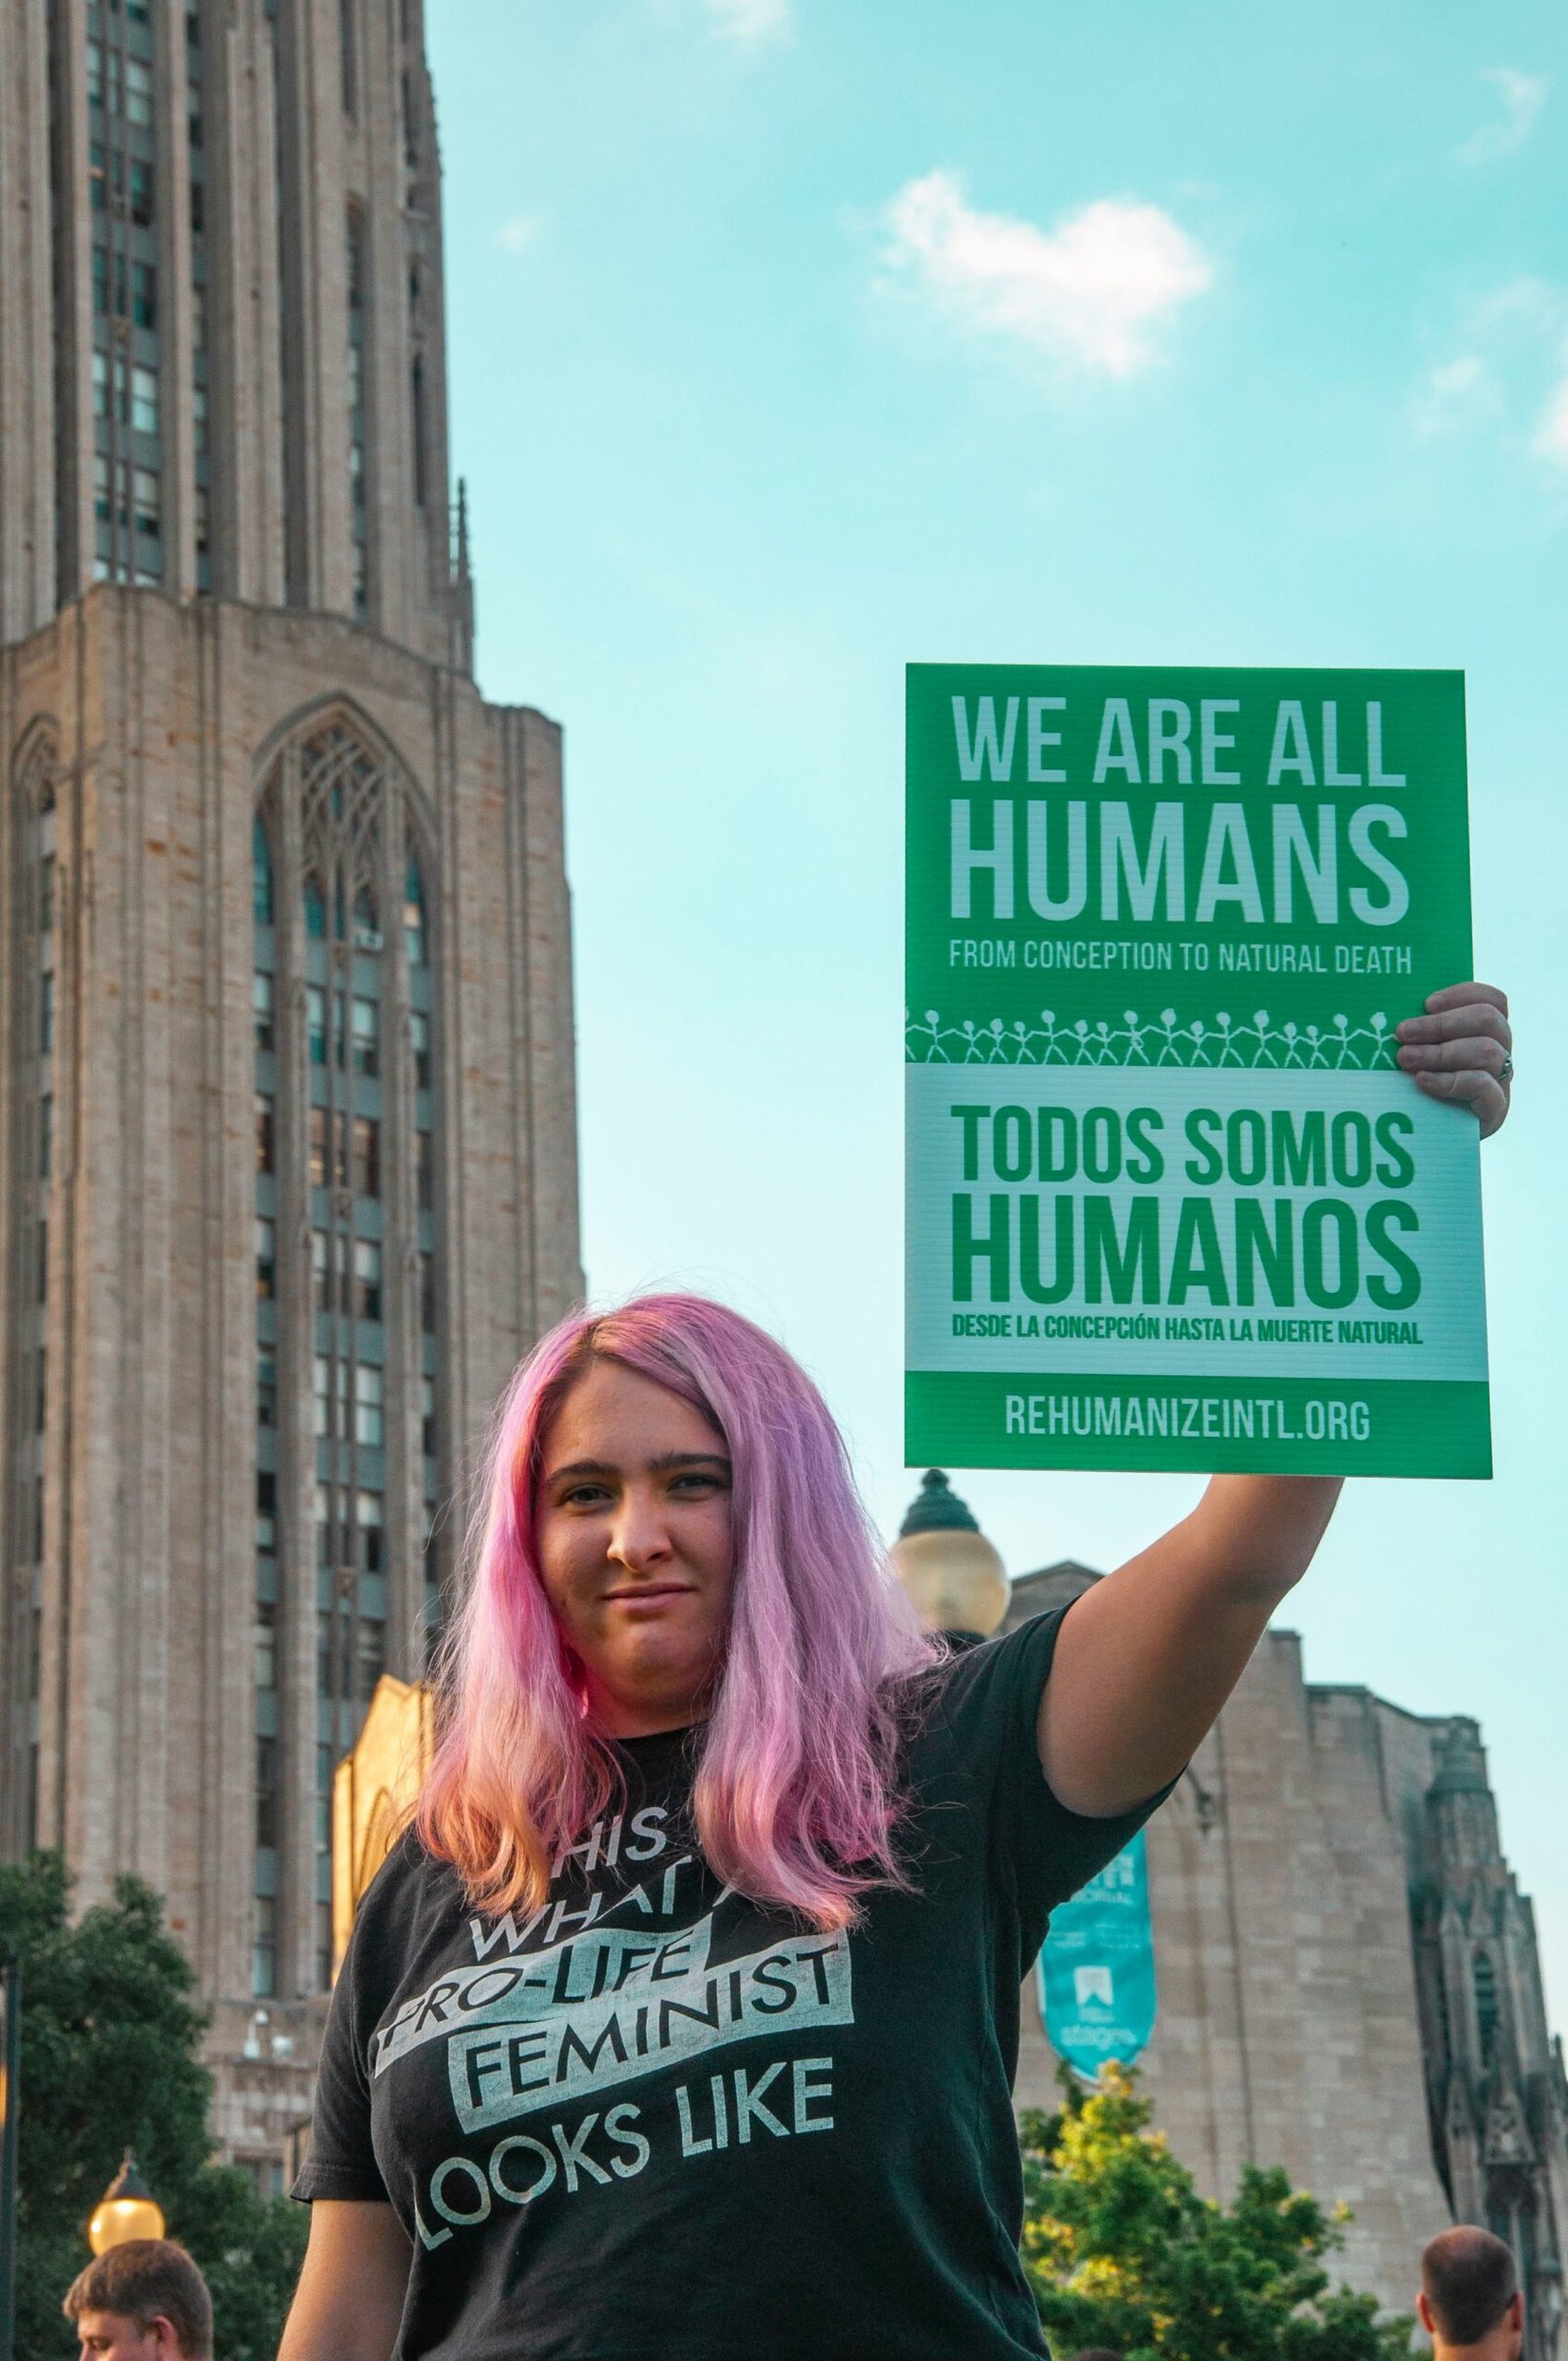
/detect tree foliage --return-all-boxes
[0,1852,307,2359]
[1020,2063,1415,2361]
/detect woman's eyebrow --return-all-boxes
[543,1451,731,1484]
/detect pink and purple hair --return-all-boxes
[417,1294,938,1931]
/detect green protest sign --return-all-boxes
[906,664,1490,1477]
[1037,1832,1156,2081]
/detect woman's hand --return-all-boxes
[1395,982,1512,1139]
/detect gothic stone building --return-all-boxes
[0,0,581,2175]
[1006,1565,1568,2354]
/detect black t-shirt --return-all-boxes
[296,1608,1161,2360]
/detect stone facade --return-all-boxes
[1007,1566,1568,2351]
[1,0,580,2184]
[0,0,458,651]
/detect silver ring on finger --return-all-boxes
[1499,1054,1514,1082]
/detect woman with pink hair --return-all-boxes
[281,986,1511,2361]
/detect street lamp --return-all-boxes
[87,2152,165,2254]
[890,1469,1008,1644]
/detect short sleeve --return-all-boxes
[290,1910,389,2205]
[936,1609,1172,1958]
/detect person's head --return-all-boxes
[63,2240,213,2361]
[1417,2227,1523,2356]
[418,1294,935,1929]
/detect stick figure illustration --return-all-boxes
[1155,1008,1184,1065]
[1071,1017,1096,1064]
[906,1008,947,1060]
[1331,1012,1352,1069]
[1188,1017,1212,1067]
[1244,1008,1276,1066]
[1342,1009,1391,1066]
[1304,1022,1329,1068]
[1116,1008,1152,1064]
[1281,1019,1305,1067]
[1215,1011,1245,1067]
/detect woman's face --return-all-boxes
[535,1357,735,1739]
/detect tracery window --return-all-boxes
[347,211,369,616]
[253,818,273,921]
[404,857,425,965]
[86,0,164,586]
[190,13,212,592]
[1473,1950,1499,2066]
[253,799,280,1992]
[254,711,439,1991]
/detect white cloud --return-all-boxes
[1533,369,1568,467]
[496,216,541,254]
[1459,68,1546,165]
[1412,294,1568,480]
[1413,355,1503,438]
[880,172,1211,379]
[1473,277,1559,333]
[700,0,792,44]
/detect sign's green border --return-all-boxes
[906,1373,1492,1478]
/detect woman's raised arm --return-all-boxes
[1038,978,1511,1820]
[277,2199,412,2361]
[1037,1474,1340,1816]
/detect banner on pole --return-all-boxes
[906,664,1491,1477]
[1038,1832,1157,2080]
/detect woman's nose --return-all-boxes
[609,1489,672,1570]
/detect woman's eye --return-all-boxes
[560,1483,611,1509]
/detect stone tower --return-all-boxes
[0,0,582,2176]
[987,1549,1567,2345]
[1417,1720,1568,2357]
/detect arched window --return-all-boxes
[1473,1951,1499,2065]
[346,209,369,615]
[15,730,57,820]
[411,355,427,509]
[404,855,425,967]
[339,0,358,114]
[253,816,274,924]
[254,710,438,1991]
[11,733,58,954]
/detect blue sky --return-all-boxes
[426,0,1568,2016]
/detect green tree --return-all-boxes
[0,1851,308,2358]
[1020,2063,1415,2361]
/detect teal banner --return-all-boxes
[1037,1832,1156,2079]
